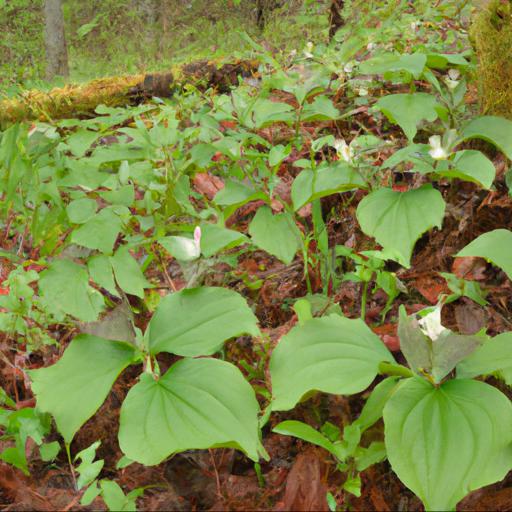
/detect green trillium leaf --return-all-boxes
[118,358,263,466]
[270,315,394,411]
[148,287,260,357]
[384,377,512,511]
[30,335,138,444]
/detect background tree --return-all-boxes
[44,0,69,79]
[329,0,345,40]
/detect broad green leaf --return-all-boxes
[66,198,97,224]
[88,254,119,297]
[356,185,445,267]
[213,180,266,208]
[249,206,301,264]
[252,99,295,128]
[291,163,366,210]
[301,96,340,121]
[200,224,247,258]
[374,93,440,140]
[384,377,512,511]
[268,144,291,167]
[270,315,394,411]
[148,287,260,357]
[442,150,495,189]
[273,420,340,458]
[118,358,263,466]
[109,246,149,299]
[30,335,137,443]
[39,260,105,321]
[359,52,427,79]
[71,207,123,254]
[461,116,512,160]
[456,229,512,280]
[457,332,512,385]
[99,185,135,207]
[66,129,101,158]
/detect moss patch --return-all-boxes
[471,0,512,118]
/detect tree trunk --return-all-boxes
[329,0,345,40]
[44,0,69,80]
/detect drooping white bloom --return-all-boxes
[418,306,448,341]
[164,226,201,262]
[428,135,449,160]
[303,41,314,59]
[333,139,354,164]
[366,42,377,51]
[344,61,356,74]
[358,87,369,97]
[445,69,461,90]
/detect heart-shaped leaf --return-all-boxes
[291,162,365,210]
[356,185,445,267]
[148,287,260,357]
[384,377,512,511]
[39,260,105,322]
[270,315,394,411]
[374,93,441,140]
[118,358,263,466]
[30,335,137,443]
[249,206,301,264]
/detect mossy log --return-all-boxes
[470,0,512,119]
[0,59,259,126]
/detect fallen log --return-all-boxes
[0,59,259,126]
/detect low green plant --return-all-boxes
[269,306,512,511]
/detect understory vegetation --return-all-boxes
[2,1,512,511]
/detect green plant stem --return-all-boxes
[65,443,78,490]
[360,279,369,319]
[378,361,414,379]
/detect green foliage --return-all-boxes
[119,358,263,465]
[269,315,394,411]
[356,186,446,267]
[374,93,441,141]
[384,377,512,511]
[456,229,512,280]
[147,287,260,356]
[248,207,301,264]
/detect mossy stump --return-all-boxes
[471,0,512,119]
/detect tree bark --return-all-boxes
[329,0,345,40]
[44,0,69,80]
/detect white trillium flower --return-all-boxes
[428,135,449,160]
[358,87,369,97]
[303,41,314,59]
[418,306,448,341]
[333,138,354,164]
[448,69,460,81]
[366,42,377,51]
[344,61,356,74]
[164,226,201,262]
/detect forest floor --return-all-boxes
[2,2,512,511]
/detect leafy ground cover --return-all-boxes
[2,1,512,511]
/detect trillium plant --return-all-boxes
[270,308,512,511]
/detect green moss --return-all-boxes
[471,0,512,118]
